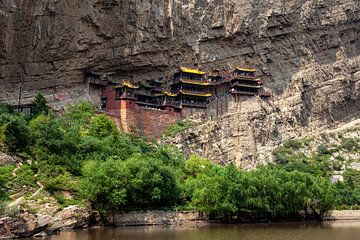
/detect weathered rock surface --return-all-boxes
[1,0,360,165]
[109,210,205,226]
[0,205,91,239]
[324,210,360,221]
[169,105,360,168]
[0,189,92,239]
[0,151,21,166]
[49,205,91,231]
[0,217,28,239]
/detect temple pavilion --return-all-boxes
[135,81,162,109]
[229,67,263,96]
[115,80,138,100]
[171,67,213,108]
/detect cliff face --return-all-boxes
[1,0,359,165]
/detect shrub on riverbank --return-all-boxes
[182,163,335,221]
[272,138,360,209]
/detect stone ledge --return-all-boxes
[108,211,206,226]
[323,210,360,221]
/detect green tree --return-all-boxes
[80,159,130,213]
[183,164,336,220]
[0,113,30,152]
[0,103,14,115]
[185,154,213,177]
[64,101,95,126]
[88,114,118,138]
[31,92,49,116]
[124,154,180,208]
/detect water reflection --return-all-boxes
[46,221,360,240]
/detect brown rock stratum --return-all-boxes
[1,0,359,166]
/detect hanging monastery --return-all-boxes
[87,67,271,138]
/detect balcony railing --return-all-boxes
[180,90,212,97]
[182,102,207,108]
[230,89,258,95]
[231,83,261,88]
[136,101,160,107]
[163,101,181,108]
[180,78,212,86]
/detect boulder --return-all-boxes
[0,217,29,238]
[48,205,91,231]
[33,231,47,238]
[0,205,92,239]
[0,151,21,166]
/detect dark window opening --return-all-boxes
[101,97,107,111]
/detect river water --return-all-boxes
[47,221,360,240]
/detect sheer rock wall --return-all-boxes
[1,0,359,165]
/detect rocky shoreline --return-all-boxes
[2,209,360,239]
[0,205,95,239]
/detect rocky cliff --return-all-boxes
[1,0,359,166]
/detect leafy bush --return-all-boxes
[341,138,359,152]
[0,103,14,115]
[185,154,213,177]
[13,164,37,188]
[272,146,293,164]
[53,193,85,209]
[80,159,130,213]
[335,170,360,206]
[80,154,181,213]
[64,101,95,126]
[183,165,336,220]
[0,113,30,152]
[283,139,303,150]
[0,165,15,200]
[317,144,333,155]
[162,121,195,138]
[88,114,119,138]
[38,166,78,193]
[0,200,6,216]
[4,204,20,217]
[124,154,180,209]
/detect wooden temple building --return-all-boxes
[90,66,270,137]
[229,67,263,96]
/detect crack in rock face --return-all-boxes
[1,0,360,166]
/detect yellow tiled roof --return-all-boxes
[236,67,256,72]
[122,80,139,89]
[180,67,206,75]
[163,91,178,97]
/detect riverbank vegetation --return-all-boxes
[0,97,359,221]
